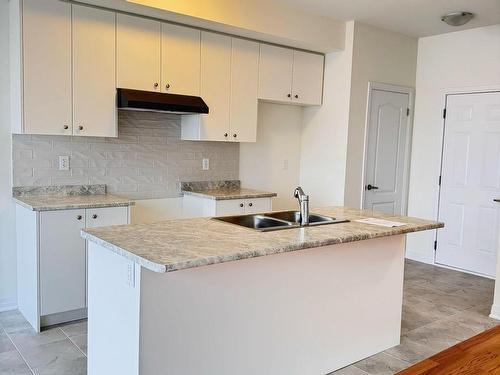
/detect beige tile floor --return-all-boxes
[0,259,498,375]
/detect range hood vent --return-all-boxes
[117,88,209,115]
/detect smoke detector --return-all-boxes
[441,12,474,26]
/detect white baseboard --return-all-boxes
[0,297,17,312]
[489,304,500,321]
[405,249,434,265]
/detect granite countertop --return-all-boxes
[12,184,135,211]
[180,179,276,200]
[81,207,444,273]
[182,187,277,200]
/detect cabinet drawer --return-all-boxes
[85,206,129,228]
[215,197,272,216]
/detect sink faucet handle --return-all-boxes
[294,186,305,199]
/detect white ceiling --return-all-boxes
[273,0,500,37]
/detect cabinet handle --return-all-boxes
[78,125,84,131]
[154,82,159,89]
[294,94,299,99]
[224,133,228,138]
[76,215,82,220]
[233,134,237,138]
[165,83,170,90]
[63,125,69,130]
[287,93,291,98]
[248,202,253,207]
[239,203,244,208]
[92,214,98,219]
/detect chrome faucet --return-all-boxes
[293,186,309,226]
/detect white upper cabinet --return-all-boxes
[291,51,324,105]
[117,14,161,92]
[182,32,231,141]
[258,44,293,103]
[21,0,72,135]
[258,44,324,106]
[230,38,259,142]
[72,5,116,137]
[161,23,201,96]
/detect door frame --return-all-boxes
[435,85,500,276]
[361,82,415,215]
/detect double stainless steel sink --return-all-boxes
[213,210,349,232]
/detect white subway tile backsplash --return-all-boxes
[12,111,239,199]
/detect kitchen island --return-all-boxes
[82,207,442,375]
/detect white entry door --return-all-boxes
[436,92,500,277]
[364,89,411,215]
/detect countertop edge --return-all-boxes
[182,190,278,200]
[82,221,443,274]
[12,196,135,211]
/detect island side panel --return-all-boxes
[139,234,406,375]
[87,242,141,375]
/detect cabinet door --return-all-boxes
[258,44,293,103]
[40,209,86,315]
[215,200,246,217]
[22,0,72,135]
[86,207,129,228]
[161,23,200,96]
[230,38,259,142]
[199,32,231,141]
[291,51,324,106]
[244,198,272,214]
[73,5,117,137]
[117,14,161,92]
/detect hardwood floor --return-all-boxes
[396,325,500,374]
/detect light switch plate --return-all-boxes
[202,158,210,171]
[58,155,70,171]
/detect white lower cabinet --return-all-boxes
[16,205,129,331]
[183,195,272,217]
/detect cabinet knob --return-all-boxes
[287,93,291,98]
[233,134,237,138]
[239,203,244,208]
[78,125,84,131]
[92,214,98,219]
[165,83,170,90]
[294,94,299,99]
[63,125,69,130]
[248,202,253,207]
[224,133,228,138]
[154,82,159,89]
[76,215,82,220]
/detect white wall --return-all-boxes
[343,23,418,208]
[407,25,500,263]
[299,22,354,207]
[0,0,17,311]
[240,102,302,210]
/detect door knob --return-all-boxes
[248,202,253,207]
[233,134,237,138]
[239,203,244,208]
[366,184,379,191]
[78,125,83,131]
[165,83,170,90]
[154,82,159,89]
[224,133,228,138]
[92,214,98,219]
[63,125,69,130]
[76,215,82,220]
[294,94,299,99]
[287,93,291,98]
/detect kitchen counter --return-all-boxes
[82,206,443,273]
[12,184,134,211]
[181,179,276,200]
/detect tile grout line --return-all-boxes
[2,328,36,375]
[59,327,87,358]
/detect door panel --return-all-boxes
[86,207,129,228]
[161,23,200,96]
[291,51,324,105]
[230,38,259,142]
[245,198,272,214]
[23,0,72,135]
[436,92,500,276]
[364,89,410,215]
[73,5,116,137]
[258,44,293,102]
[117,14,161,92]
[40,210,86,315]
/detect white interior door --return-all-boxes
[436,92,500,277]
[363,89,410,215]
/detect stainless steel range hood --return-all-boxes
[117,88,209,115]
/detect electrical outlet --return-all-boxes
[58,155,70,171]
[202,158,210,171]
